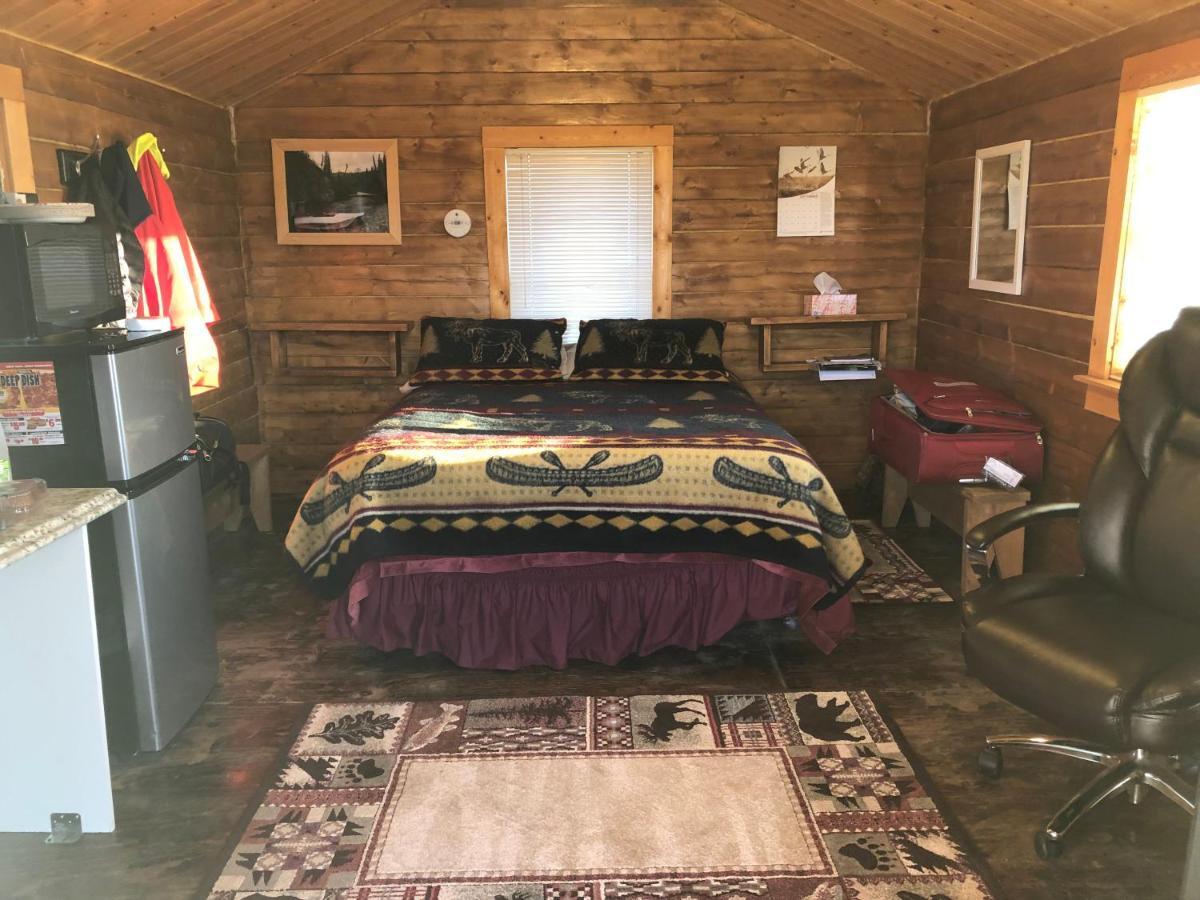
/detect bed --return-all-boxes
[285,376,866,669]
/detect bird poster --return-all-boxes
[777,146,836,236]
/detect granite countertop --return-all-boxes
[0,487,126,571]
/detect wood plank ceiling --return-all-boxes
[1,0,1197,105]
[722,0,1200,97]
[0,0,430,106]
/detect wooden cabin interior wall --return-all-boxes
[13,2,1197,575]
[0,33,259,442]
[232,0,927,495]
[918,4,1200,572]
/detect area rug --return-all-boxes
[205,692,993,898]
[850,520,953,604]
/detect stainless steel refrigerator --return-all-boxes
[0,328,218,752]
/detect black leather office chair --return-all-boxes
[962,308,1200,859]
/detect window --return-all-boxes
[1108,82,1200,373]
[1081,38,1200,419]
[482,126,673,343]
[506,147,653,344]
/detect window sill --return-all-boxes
[1075,374,1120,420]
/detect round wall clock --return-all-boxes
[443,208,472,238]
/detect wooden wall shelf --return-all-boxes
[251,321,410,378]
[749,313,907,373]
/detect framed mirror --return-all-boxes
[969,139,1031,295]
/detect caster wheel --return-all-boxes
[978,746,1003,778]
[1035,831,1063,860]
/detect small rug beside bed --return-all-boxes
[850,521,953,604]
[205,692,992,898]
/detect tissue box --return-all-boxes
[804,294,858,316]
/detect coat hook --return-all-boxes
[90,133,102,153]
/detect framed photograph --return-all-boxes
[271,138,401,245]
[776,145,836,237]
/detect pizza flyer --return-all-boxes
[0,361,65,447]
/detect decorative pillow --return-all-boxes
[413,317,566,381]
[571,318,729,381]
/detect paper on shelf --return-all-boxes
[813,271,843,294]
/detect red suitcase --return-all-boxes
[869,369,1044,484]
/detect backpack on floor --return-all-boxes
[194,415,248,502]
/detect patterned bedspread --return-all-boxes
[285,380,866,599]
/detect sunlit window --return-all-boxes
[1110,80,1200,374]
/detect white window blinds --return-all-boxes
[505,146,654,344]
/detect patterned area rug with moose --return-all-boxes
[205,692,992,899]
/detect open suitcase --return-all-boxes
[869,369,1044,484]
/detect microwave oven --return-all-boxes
[0,221,125,339]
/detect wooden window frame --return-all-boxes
[481,125,673,321]
[1079,37,1200,420]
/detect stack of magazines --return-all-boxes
[814,356,881,381]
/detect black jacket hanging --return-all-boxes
[67,151,145,314]
[99,140,152,228]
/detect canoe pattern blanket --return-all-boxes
[285,380,866,599]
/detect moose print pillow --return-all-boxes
[411,317,567,383]
[571,318,729,381]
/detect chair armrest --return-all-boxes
[965,502,1081,584]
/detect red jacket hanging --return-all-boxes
[131,135,221,393]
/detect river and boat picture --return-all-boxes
[283,149,390,234]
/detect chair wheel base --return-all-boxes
[978,746,1003,778]
[1035,831,1063,860]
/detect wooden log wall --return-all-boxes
[919,5,1200,572]
[234,0,927,496]
[0,33,258,441]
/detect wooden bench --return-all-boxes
[203,443,273,533]
[881,463,1030,595]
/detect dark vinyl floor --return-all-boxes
[0,498,1188,899]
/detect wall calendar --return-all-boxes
[777,145,837,237]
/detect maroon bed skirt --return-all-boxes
[327,552,855,670]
